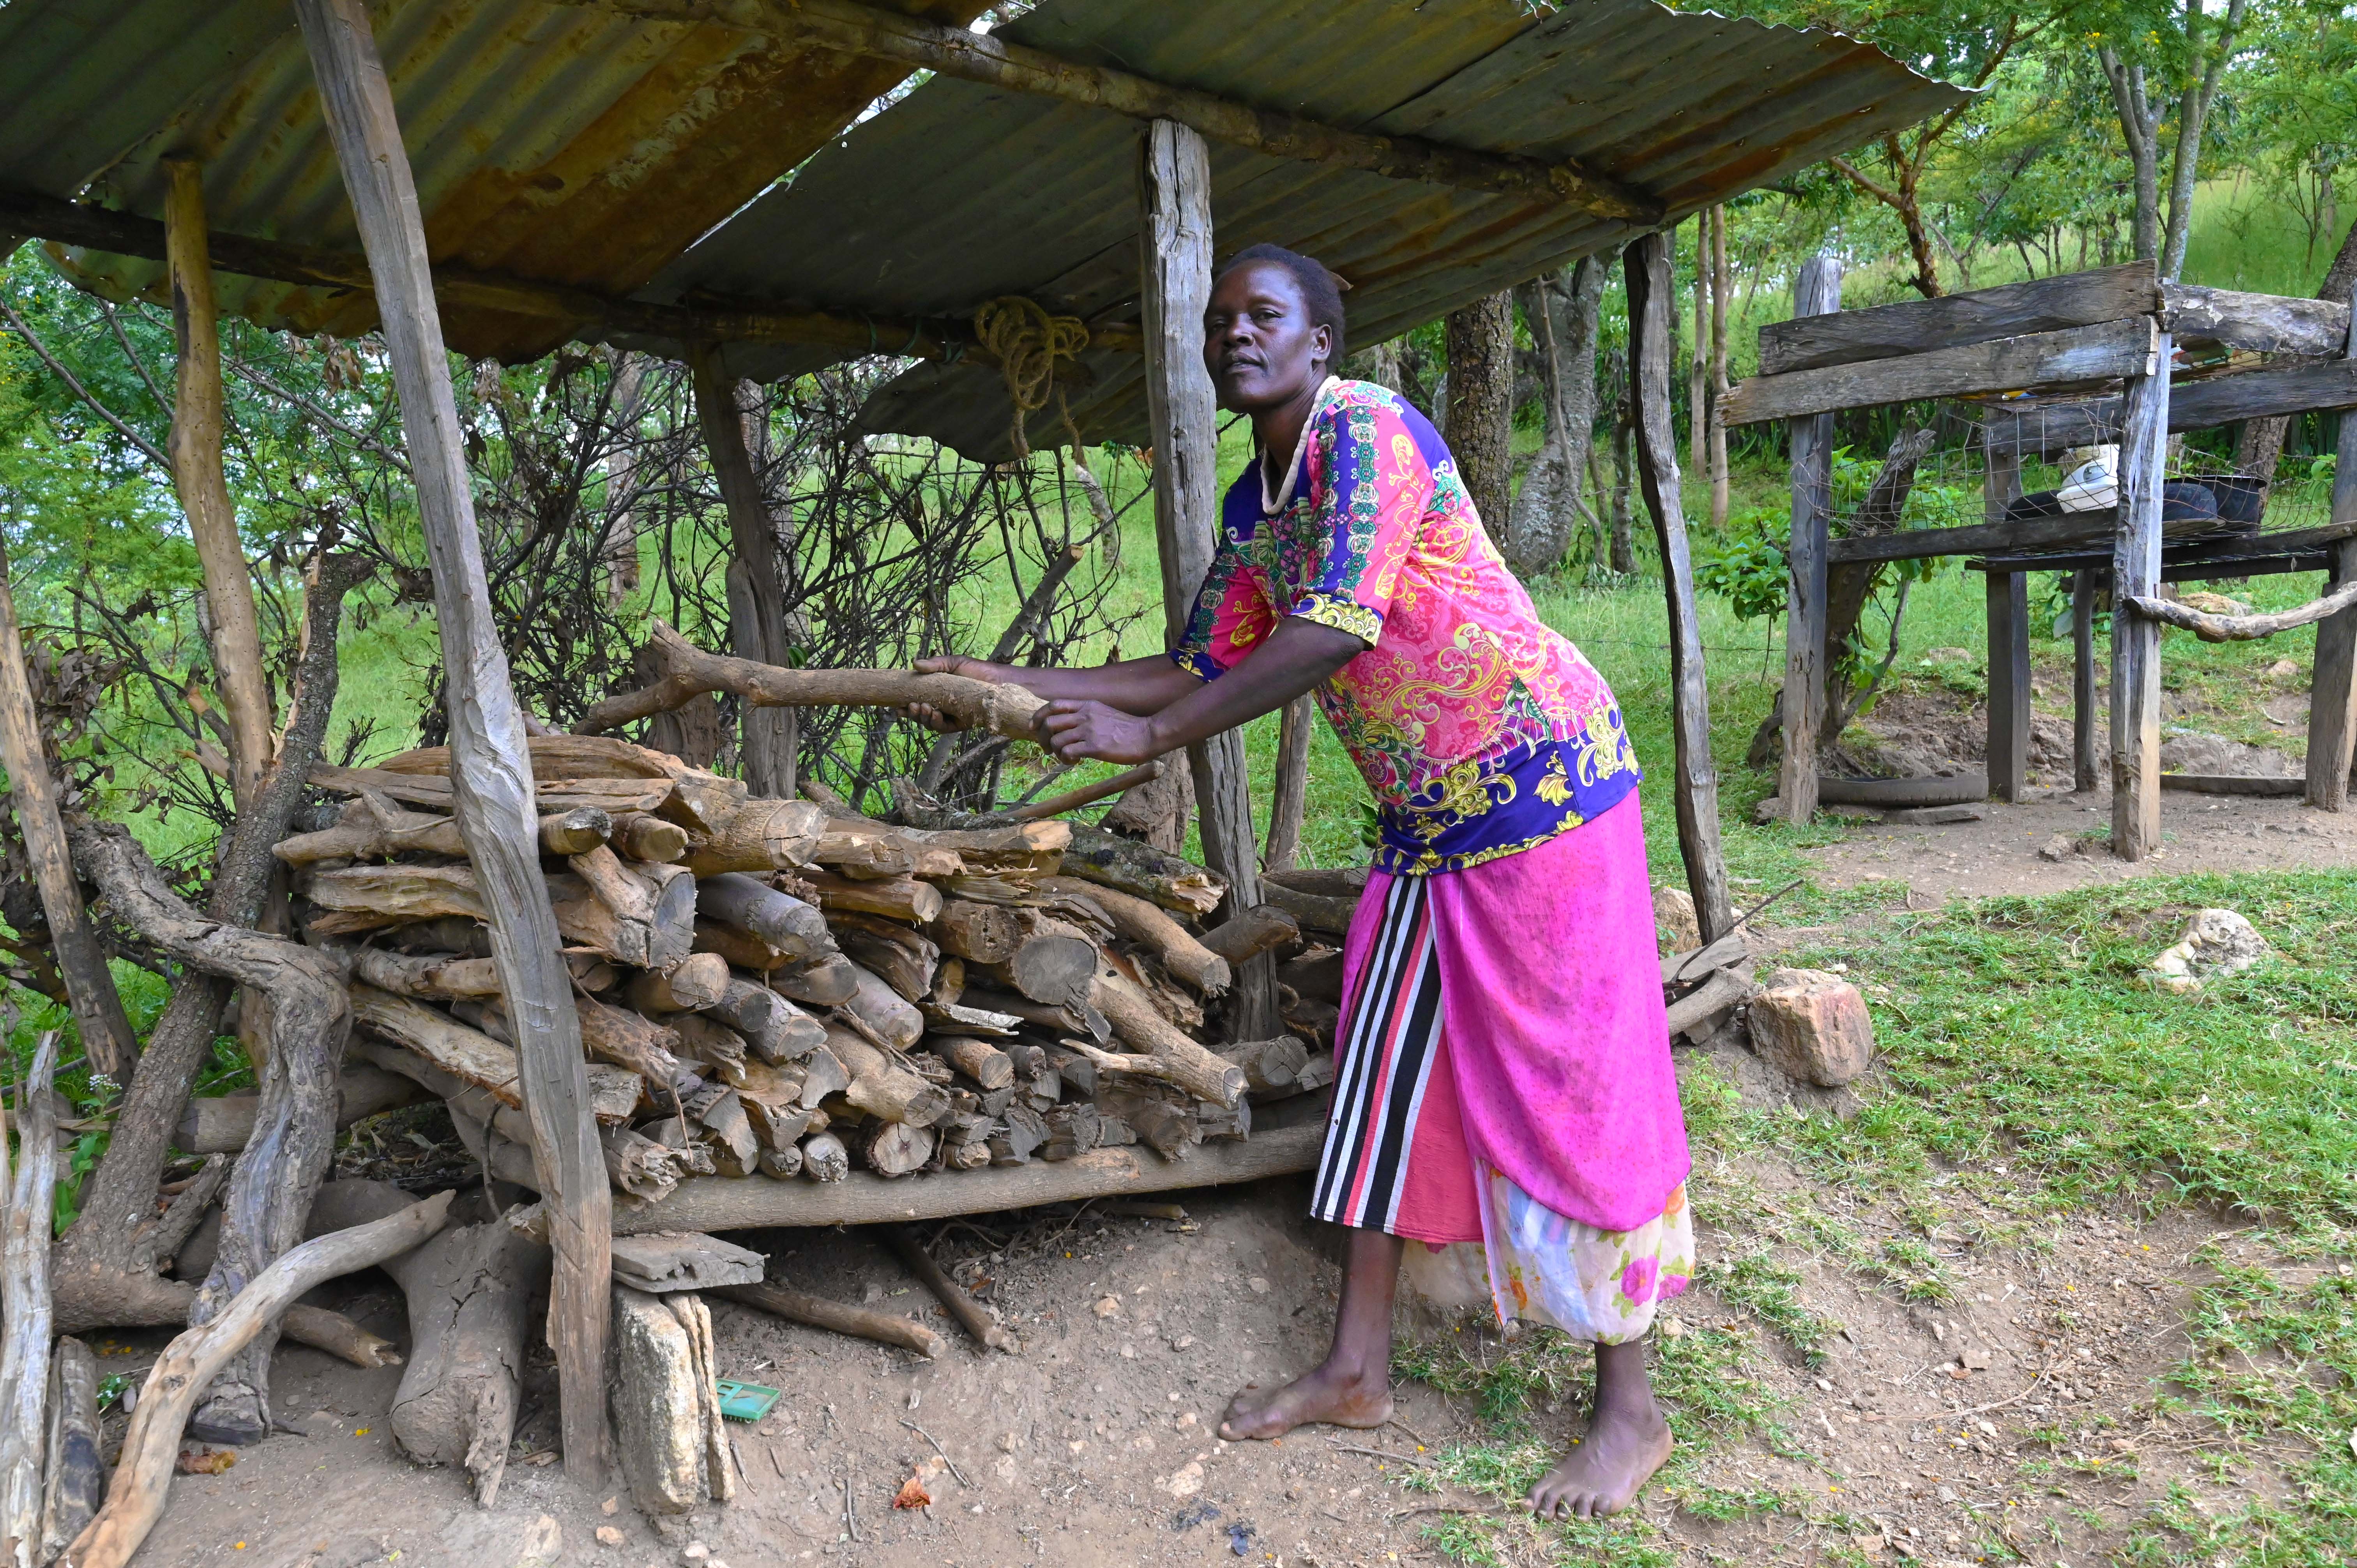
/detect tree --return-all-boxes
[1444,292,1515,531]
[2096,0,2252,279]
[1503,258,1606,577]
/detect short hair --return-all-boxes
[1214,243,1347,365]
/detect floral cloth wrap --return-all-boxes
[1171,379,1639,875]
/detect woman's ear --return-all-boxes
[1311,323,1334,374]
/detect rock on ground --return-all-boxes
[2147,908,2268,994]
[1748,968,1877,1086]
[1654,884,1700,951]
[2158,730,2293,778]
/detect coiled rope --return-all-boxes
[973,296,1089,459]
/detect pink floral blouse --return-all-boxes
[1172,378,1639,875]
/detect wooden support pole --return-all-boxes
[1623,233,1735,944]
[2071,567,2101,793]
[1709,206,1732,531]
[1985,570,2032,802]
[1137,118,1277,1039]
[1264,695,1313,873]
[690,346,795,797]
[162,160,273,811]
[572,0,1658,221]
[0,1033,59,1568]
[2305,306,2357,811]
[293,0,610,1482]
[2111,330,2171,860]
[0,555,139,1079]
[1778,255,1842,825]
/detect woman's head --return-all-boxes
[1203,244,1347,412]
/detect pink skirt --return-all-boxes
[1311,792,1691,1243]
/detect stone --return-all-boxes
[610,1285,718,1514]
[597,1525,626,1546]
[1747,968,1877,1087]
[1752,796,1785,826]
[2146,908,2268,995]
[2036,833,2076,862]
[1092,1296,1120,1318]
[1652,885,1700,952]
[1922,647,1974,664]
[2267,658,2302,681]
[1883,805,1984,826]
[1164,1460,1205,1499]
[512,1517,562,1568]
[296,1409,340,1440]
[2157,729,2292,779]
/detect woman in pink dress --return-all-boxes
[917,244,1693,1520]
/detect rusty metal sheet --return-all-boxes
[623,0,1966,457]
[0,0,990,361]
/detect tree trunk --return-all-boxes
[2235,217,2357,487]
[1443,291,1515,531]
[1689,213,1710,473]
[1709,205,1732,528]
[1503,258,1604,577]
[2101,49,2163,263]
[1608,364,1636,572]
[692,348,797,798]
[2160,0,2249,282]
[599,353,651,606]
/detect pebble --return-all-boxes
[1092,1296,1121,1318]
[1246,1277,1270,1293]
[596,1526,625,1547]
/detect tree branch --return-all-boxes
[0,295,172,472]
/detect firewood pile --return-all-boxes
[277,734,1332,1211]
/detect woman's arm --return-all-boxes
[1033,616,1362,765]
[912,652,1199,715]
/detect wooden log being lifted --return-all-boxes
[1041,878,1230,996]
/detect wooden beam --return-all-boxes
[292,0,611,1484]
[1724,316,2159,427]
[2171,357,2357,427]
[579,0,1659,222]
[0,554,140,1081]
[1623,233,1733,943]
[2111,341,2170,862]
[1757,261,2159,377]
[162,162,273,812]
[2161,283,2352,358]
[2304,304,2357,811]
[689,347,795,797]
[1136,118,1276,1039]
[2070,568,2099,794]
[0,186,1139,364]
[1985,570,2032,802]
[1777,256,1841,826]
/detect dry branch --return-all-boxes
[2127,582,2357,642]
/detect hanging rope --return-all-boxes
[973,296,1089,459]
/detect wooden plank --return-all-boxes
[611,1121,1326,1234]
[2071,568,2099,793]
[1777,255,1841,825]
[1138,118,1276,1039]
[2160,283,2352,358]
[2110,344,2171,862]
[0,551,140,1079]
[163,160,273,811]
[1724,316,2158,427]
[2159,773,2304,796]
[1986,570,2032,802]
[1758,262,2158,376]
[2171,356,2357,427]
[689,346,795,797]
[582,0,1659,221]
[1623,233,1734,943]
[2306,316,2357,810]
[1975,550,2329,579]
[609,1233,766,1293]
[293,0,610,1484]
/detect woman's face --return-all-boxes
[1203,261,1332,413]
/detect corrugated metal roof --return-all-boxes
[0,0,991,361]
[627,0,1967,458]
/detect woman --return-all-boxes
[916,244,1693,1521]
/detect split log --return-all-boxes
[958,987,1108,1044]
[667,1015,749,1083]
[608,1285,729,1514]
[273,807,610,865]
[796,1046,851,1108]
[604,1127,703,1204]
[859,1120,936,1178]
[827,913,940,1002]
[681,798,827,877]
[385,1218,547,1507]
[692,920,789,971]
[62,1190,453,1568]
[1114,1095,1197,1160]
[1198,904,1299,965]
[776,954,860,1010]
[686,1087,760,1176]
[345,946,503,999]
[610,1233,765,1293]
[1219,1036,1310,1096]
[882,1227,1014,1353]
[572,996,684,1086]
[1061,823,1223,915]
[992,916,1098,1005]
[931,900,1023,964]
[918,998,1021,1037]
[758,1144,804,1180]
[891,819,1067,871]
[352,1037,641,1127]
[711,980,825,1063]
[1042,1104,1100,1162]
[576,620,1047,743]
[173,1062,427,1155]
[799,1131,851,1182]
[37,1337,101,1563]
[625,953,731,1014]
[561,847,695,969]
[825,1026,947,1127]
[0,1033,60,1563]
[800,868,944,925]
[1260,881,1359,937]
[1089,968,1247,1107]
[924,1036,1013,1091]
[841,962,924,1050]
[711,1281,944,1358]
[350,985,525,1106]
[311,764,674,817]
[1041,877,1228,995]
[988,1104,1049,1165]
[612,813,690,864]
[309,861,690,967]
[694,873,831,962]
[372,732,690,781]
[1061,1039,1246,1109]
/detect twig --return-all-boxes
[1949,1364,2056,1421]
[1385,1416,1433,1448]
[899,1419,971,1487]
[1733,876,1808,932]
[1393,1501,1503,1519]
[842,1468,858,1542]
[1330,1443,1437,1468]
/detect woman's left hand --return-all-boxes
[1035,699,1160,765]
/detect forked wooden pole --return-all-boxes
[1777,255,1842,825]
[689,345,797,797]
[292,0,610,1480]
[0,555,138,1079]
[1624,232,1735,943]
[2111,327,2170,860]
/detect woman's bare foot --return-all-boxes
[1528,1397,1673,1520]
[1218,1359,1393,1441]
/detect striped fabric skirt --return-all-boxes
[1309,798,1696,1343]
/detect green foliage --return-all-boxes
[1694,507,1789,622]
